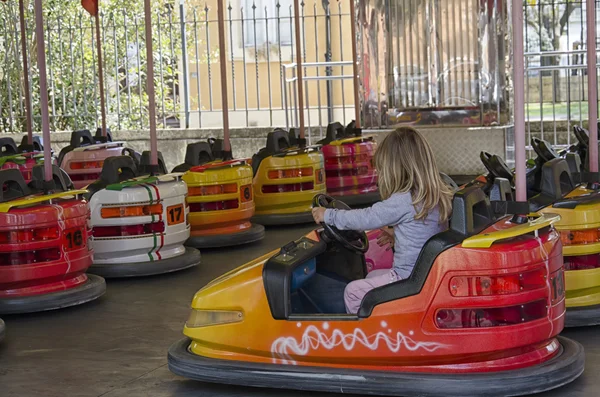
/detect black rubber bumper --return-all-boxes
[0,318,5,342]
[0,274,106,315]
[251,211,314,226]
[333,191,381,207]
[185,223,265,249]
[168,336,584,397]
[565,303,600,327]
[88,247,201,278]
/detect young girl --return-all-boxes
[312,127,453,314]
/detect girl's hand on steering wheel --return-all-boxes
[312,207,326,224]
[377,227,394,251]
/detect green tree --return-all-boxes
[0,0,209,133]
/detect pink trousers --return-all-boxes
[344,269,399,314]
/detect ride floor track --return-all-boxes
[0,224,597,397]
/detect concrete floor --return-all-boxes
[0,224,599,397]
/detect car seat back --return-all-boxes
[0,169,31,202]
[529,158,574,211]
[0,138,19,157]
[29,164,73,192]
[139,151,168,175]
[19,135,44,153]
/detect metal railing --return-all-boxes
[283,60,355,138]
[0,0,357,133]
[523,0,600,148]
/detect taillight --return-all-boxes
[189,199,239,212]
[92,222,165,238]
[0,248,61,266]
[435,300,547,329]
[268,168,313,179]
[564,254,600,270]
[261,182,314,194]
[326,167,369,178]
[69,173,101,181]
[101,204,163,218]
[0,227,60,243]
[70,160,104,170]
[188,183,237,196]
[560,228,600,246]
[449,267,547,297]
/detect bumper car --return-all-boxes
[169,188,584,396]
[0,137,48,183]
[58,129,139,189]
[251,129,326,225]
[479,139,600,327]
[85,155,201,278]
[0,166,106,314]
[315,121,379,206]
[173,140,265,248]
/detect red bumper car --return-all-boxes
[0,166,105,314]
[169,187,584,396]
[317,121,379,206]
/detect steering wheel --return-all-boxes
[573,126,590,148]
[312,194,369,254]
[531,137,559,163]
[480,151,513,181]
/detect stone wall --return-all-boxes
[3,125,511,176]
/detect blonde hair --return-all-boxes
[374,127,452,222]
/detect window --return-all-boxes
[242,0,293,48]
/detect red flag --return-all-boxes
[81,0,98,16]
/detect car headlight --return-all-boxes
[186,309,244,328]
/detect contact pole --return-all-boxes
[293,0,305,139]
[94,11,107,137]
[587,0,598,173]
[34,0,52,182]
[511,0,526,202]
[217,0,231,151]
[19,0,33,144]
[143,0,158,165]
[349,0,360,128]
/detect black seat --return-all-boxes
[139,151,168,175]
[489,178,514,202]
[86,156,139,199]
[358,187,495,317]
[29,165,74,193]
[529,158,574,212]
[94,127,113,143]
[0,138,19,157]
[251,129,291,175]
[18,135,44,153]
[208,138,233,161]
[58,130,95,166]
[0,169,31,202]
[565,153,582,184]
[317,122,345,145]
[172,142,214,173]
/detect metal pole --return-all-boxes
[144,0,158,165]
[587,0,598,173]
[349,0,360,128]
[293,0,305,139]
[179,0,190,129]
[512,0,526,202]
[33,0,52,182]
[217,0,231,151]
[19,0,32,143]
[323,0,333,123]
[95,12,107,137]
